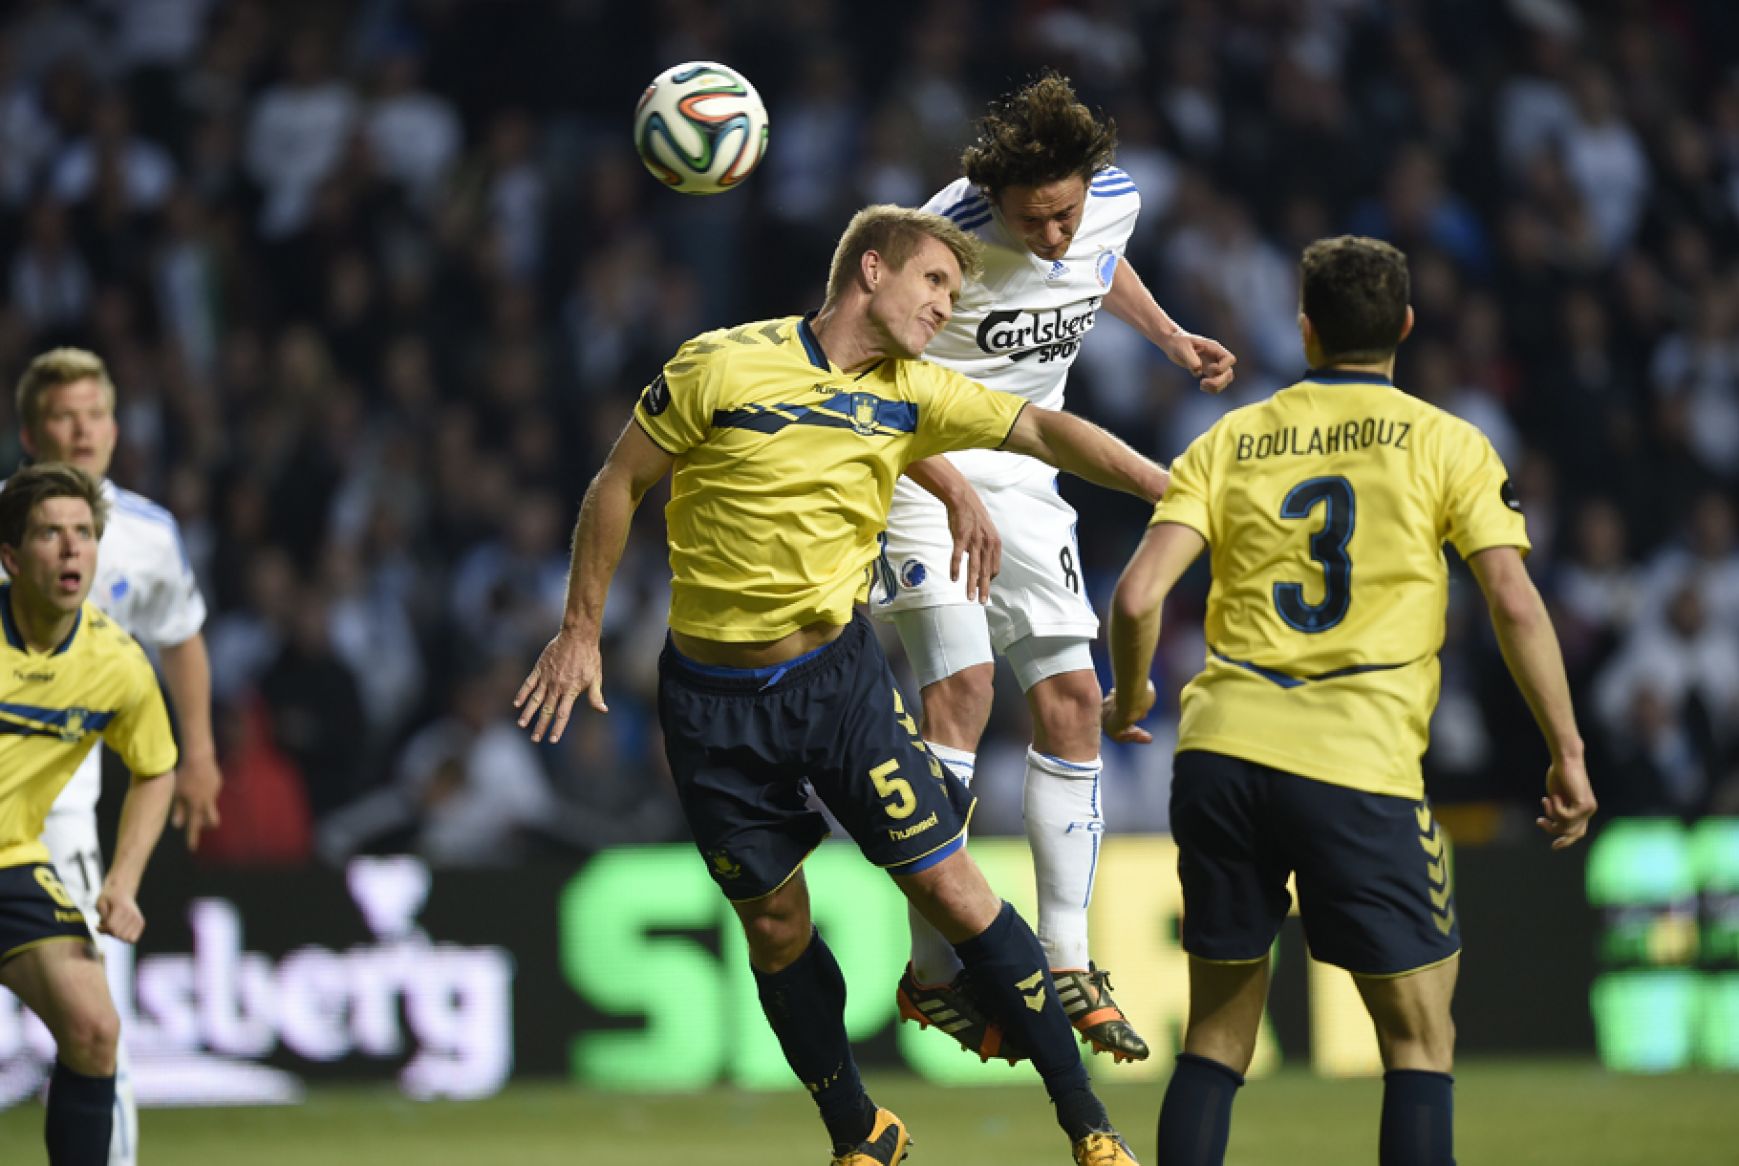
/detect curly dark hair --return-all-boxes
[960,74,1117,196]
[1300,236,1411,363]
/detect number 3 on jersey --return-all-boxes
[1274,476,1355,632]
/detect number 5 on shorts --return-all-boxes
[869,758,918,820]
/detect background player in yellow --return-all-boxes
[1101,236,1597,1166]
[9,345,224,1166]
[515,205,1163,1165]
[0,463,178,1166]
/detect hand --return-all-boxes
[1160,332,1237,394]
[941,486,1001,602]
[171,752,223,851]
[1537,755,1597,850]
[1101,679,1158,744]
[96,884,144,944]
[514,628,606,743]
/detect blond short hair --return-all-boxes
[823,205,984,306]
[15,348,116,431]
[0,461,108,548]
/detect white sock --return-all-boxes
[110,1039,137,1166]
[1023,746,1103,970]
[907,741,976,984]
[102,936,137,1166]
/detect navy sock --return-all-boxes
[753,929,875,1149]
[1155,1052,1244,1165]
[45,1061,114,1166]
[954,901,1104,1139]
[1380,1069,1455,1166]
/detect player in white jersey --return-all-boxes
[874,76,1235,1063]
[3,347,224,1166]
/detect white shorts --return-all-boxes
[40,809,105,912]
[872,458,1098,653]
[40,808,135,1009]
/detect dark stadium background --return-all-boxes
[0,0,1735,1145]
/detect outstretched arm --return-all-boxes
[1001,405,1169,503]
[1103,522,1207,742]
[1103,257,1237,393]
[96,770,175,943]
[902,456,1001,602]
[159,634,222,850]
[515,420,673,743]
[1466,546,1597,849]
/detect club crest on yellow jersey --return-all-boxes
[57,709,86,742]
[850,392,880,436]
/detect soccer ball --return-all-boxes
[633,61,769,195]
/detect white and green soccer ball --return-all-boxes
[633,61,769,195]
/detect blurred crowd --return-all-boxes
[0,0,1735,865]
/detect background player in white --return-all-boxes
[876,75,1235,1062]
[5,347,224,1166]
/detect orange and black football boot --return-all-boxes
[895,963,1029,1065]
[1051,963,1150,1062]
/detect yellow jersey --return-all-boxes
[635,316,1027,641]
[0,587,178,868]
[1152,371,1528,799]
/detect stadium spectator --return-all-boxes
[1557,497,1644,677]
[361,42,460,213]
[49,89,176,211]
[243,28,357,238]
[257,586,367,822]
[1560,66,1651,260]
[10,198,92,333]
[319,656,568,867]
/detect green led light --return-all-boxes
[1591,971,1699,1073]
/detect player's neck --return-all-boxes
[808,305,887,375]
[1314,356,1396,380]
[7,587,78,654]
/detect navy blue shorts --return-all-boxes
[1171,750,1460,976]
[659,612,975,901]
[0,863,94,965]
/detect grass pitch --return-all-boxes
[1,1059,1732,1164]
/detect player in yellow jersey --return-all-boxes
[0,463,178,1166]
[516,205,1154,1166]
[1101,236,1596,1166]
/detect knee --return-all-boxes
[56,1004,119,1076]
[922,668,995,743]
[739,907,811,971]
[1375,1010,1456,1071]
[1185,1029,1260,1076]
[1029,674,1103,757]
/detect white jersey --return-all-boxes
[914,167,1140,488]
[1,478,206,816]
